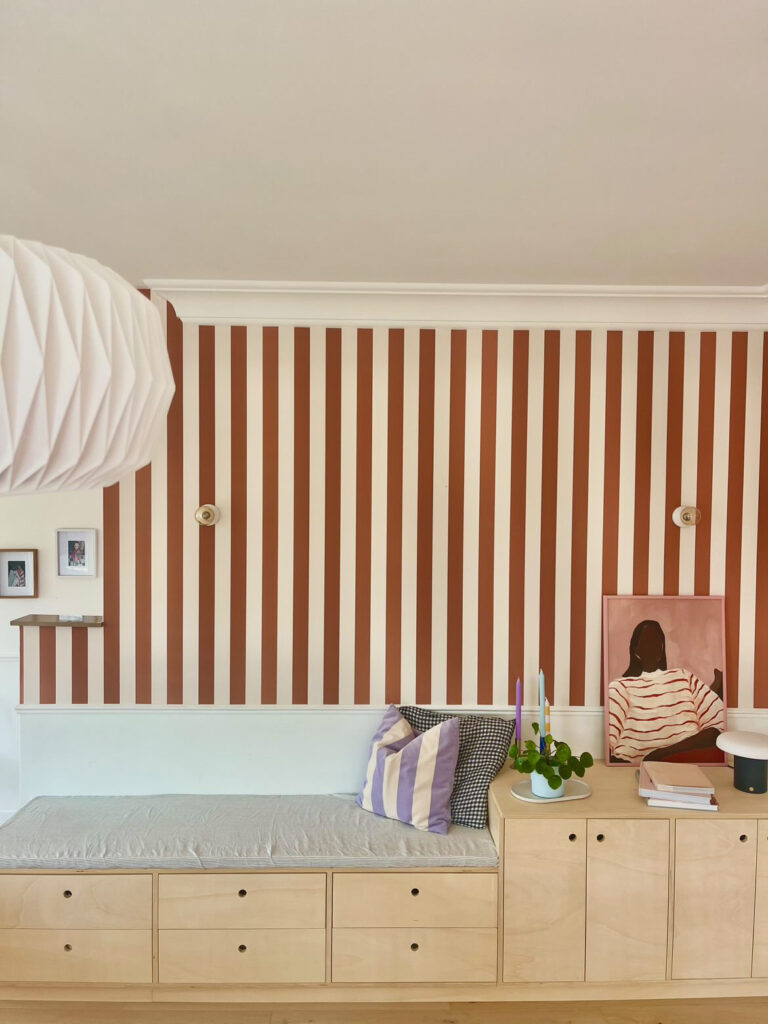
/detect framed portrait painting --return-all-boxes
[56,529,97,577]
[0,549,38,598]
[603,595,727,766]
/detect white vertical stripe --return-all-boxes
[616,330,638,595]
[87,628,104,706]
[337,327,357,705]
[553,330,575,707]
[399,328,420,705]
[584,329,607,705]
[245,327,264,705]
[523,329,545,703]
[23,628,39,705]
[738,331,764,710]
[679,331,700,595]
[647,332,669,594]
[369,327,389,705]
[213,325,232,705]
[276,328,294,705]
[118,471,136,705]
[492,329,513,707]
[430,328,451,706]
[181,322,200,706]
[461,329,483,705]
[55,627,72,706]
[306,326,326,706]
[709,331,732,596]
[150,294,168,706]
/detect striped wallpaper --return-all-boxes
[18,297,768,709]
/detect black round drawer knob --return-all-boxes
[238,889,247,897]
[63,890,73,899]
[568,833,577,842]
[410,943,419,952]
[410,888,420,896]
[596,834,605,842]
[238,944,247,953]
[740,834,749,843]
[63,944,72,952]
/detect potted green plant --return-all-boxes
[509,724,594,798]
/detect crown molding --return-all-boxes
[144,279,768,327]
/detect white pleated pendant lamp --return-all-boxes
[0,236,175,494]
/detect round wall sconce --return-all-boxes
[672,506,701,528]
[195,504,220,526]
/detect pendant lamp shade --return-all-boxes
[0,236,175,494]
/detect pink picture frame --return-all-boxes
[603,595,727,767]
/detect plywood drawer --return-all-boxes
[0,929,152,983]
[159,928,326,984]
[0,874,152,930]
[333,872,498,928]
[332,927,497,983]
[158,873,326,929]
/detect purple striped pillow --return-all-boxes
[356,706,460,834]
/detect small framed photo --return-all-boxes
[0,549,38,597]
[603,595,727,767]
[57,529,97,578]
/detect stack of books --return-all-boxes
[638,761,718,811]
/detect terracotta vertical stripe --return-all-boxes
[445,330,467,705]
[385,329,405,704]
[694,332,716,595]
[354,329,373,704]
[569,330,591,706]
[71,628,88,704]
[198,326,216,704]
[416,329,436,704]
[292,328,311,704]
[663,332,685,594]
[725,332,748,704]
[754,335,768,707]
[38,627,56,704]
[539,331,560,689]
[103,482,120,703]
[602,332,623,596]
[134,464,152,703]
[165,303,184,703]
[477,330,498,705]
[323,329,342,704]
[261,327,279,704]
[229,326,248,704]
[508,331,529,698]
[632,332,654,595]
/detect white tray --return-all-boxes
[510,777,592,804]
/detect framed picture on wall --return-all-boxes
[0,549,38,597]
[56,529,97,577]
[603,595,727,766]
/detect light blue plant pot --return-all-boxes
[531,770,565,799]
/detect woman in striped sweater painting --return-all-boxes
[608,619,725,765]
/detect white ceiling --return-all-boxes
[2,0,767,287]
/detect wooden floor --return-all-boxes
[0,1001,765,1024]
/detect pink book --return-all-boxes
[644,761,715,795]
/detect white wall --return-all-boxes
[0,488,102,816]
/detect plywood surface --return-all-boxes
[0,874,152,930]
[158,874,326,930]
[2,999,768,1023]
[333,872,497,928]
[491,761,768,820]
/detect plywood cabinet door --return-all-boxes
[672,818,757,980]
[585,819,669,982]
[503,818,586,982]
[751,821,768,977]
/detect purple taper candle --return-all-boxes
[515,677,522,750]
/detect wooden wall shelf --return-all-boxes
[10,615,104,628]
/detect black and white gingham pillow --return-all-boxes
[398,707,514,829]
